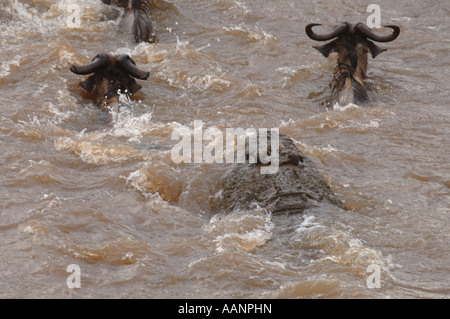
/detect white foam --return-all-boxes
[295,215,324,233]
[108,101,154,143]
[0,58,21,78]
[7,0,35,20]
[206,209,274,253]
[332,102,360,112]
[234,0,251,15]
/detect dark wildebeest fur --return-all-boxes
[305,22,400,105]
[70,53,150,110]
[102,0,155,43]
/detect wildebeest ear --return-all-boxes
[79,76,96,93]
[313,39,338,58]
[367,40,387,58]
[128,79,142,95]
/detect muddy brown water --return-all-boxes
[0,0,449,298]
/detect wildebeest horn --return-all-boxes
[356,23,400,42]
[70,53,108,75]
[305,23,348,41]
[117,54,150,80]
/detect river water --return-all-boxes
[0,0,449,298]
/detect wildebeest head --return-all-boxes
[70,53,150,110]
[305,22,400,105]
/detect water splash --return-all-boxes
[205,208,274,253]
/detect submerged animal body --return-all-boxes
[221,133,343,214]
[102,0,155,43]
[70,53,150,110]
[305,22,400,105]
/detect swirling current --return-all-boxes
[0,0,449,298]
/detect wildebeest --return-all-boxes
[305,22,400,106]
[70,53,150,110]
[102,0,155,43]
